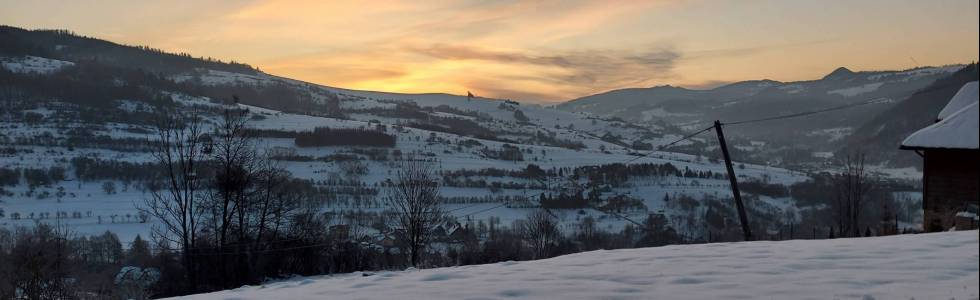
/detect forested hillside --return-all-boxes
[844,64,978,167]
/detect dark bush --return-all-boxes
[294,127,395,148]
[740,180,789,198]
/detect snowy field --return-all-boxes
[170,230,979,300]
[1,86,811,243]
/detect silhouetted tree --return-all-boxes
[520,209,561,259]
[141,110,207,291]
[385,160,444,267]
[833,151,875,237]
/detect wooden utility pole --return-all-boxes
[713,120,752,241]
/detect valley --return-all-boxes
[0,27,946,248]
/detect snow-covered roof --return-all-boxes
[955,211,978,220]
[938,81,979,120]
[901,101,979,150]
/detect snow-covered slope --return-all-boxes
[1,93,809,242]
[170,230,979,300]
[843,65,979,167]
[0,55,75,74]
[169,68,661,151]
[558,65,969,166]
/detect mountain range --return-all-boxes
[559,58,974,167]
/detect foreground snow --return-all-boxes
[171,231,978,300]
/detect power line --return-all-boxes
[654,126,715,151]
[591,97,889,228]
[460,201,514,217]
[460,187,550,218]
[384,94,894,235]
[622,125,715,164]
[458,125,717,228]
[589,204,647,229]
[445,202,491,213]
[721,97,889,126]
[161,94,889,252]
[454,194,541,219]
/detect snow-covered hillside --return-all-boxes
[557,65,970,168]
[1,90,809,242]
[0,39,928,247]
[170,230,979,300]
[0,55,75,74]
[170,68,665,150]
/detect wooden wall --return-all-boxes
[922,149,980,231]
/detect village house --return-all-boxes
[900,81,979,231]
[328,224,350,241]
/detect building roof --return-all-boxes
[937,81,979,121]
[901,101,979,150]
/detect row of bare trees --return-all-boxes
[141,106,457,292]
[143,107,204,290]
[833,152,877,237]
[384,160,445,267]
[0,224,161,299]
[142,108,322,291]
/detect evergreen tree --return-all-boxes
[125,235,152,266]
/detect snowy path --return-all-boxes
[171,231,978,300]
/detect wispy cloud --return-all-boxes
[405,44,681,99]
[5,0,975,102]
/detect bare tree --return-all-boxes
[251,161,305,245]
[338,160,369,181]
[384,159,444,267]
[833,151,876,237]
[201,108,261,286]
[204,108,321,286]
[576,216,601,251]
[243,159,318,282]
[147,105,323,288]
[4,223,75,299]
[206,108,257,247]
[141,110,206,290]
[520,209,561,259]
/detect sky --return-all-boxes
[2,0,978,103]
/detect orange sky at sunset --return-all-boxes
[2,0,978,102]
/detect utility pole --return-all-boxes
[713,120,752,241]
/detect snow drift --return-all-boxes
[170,231,978,300]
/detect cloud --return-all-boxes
[408,44,681,100]
[465,82,563,104]
[681,39,838,61]
[6,0,977,103]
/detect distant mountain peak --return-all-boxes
[650,84,691,91]
[823,67,855,80]
[718,79,783,88]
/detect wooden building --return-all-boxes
[900,82,979,232]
